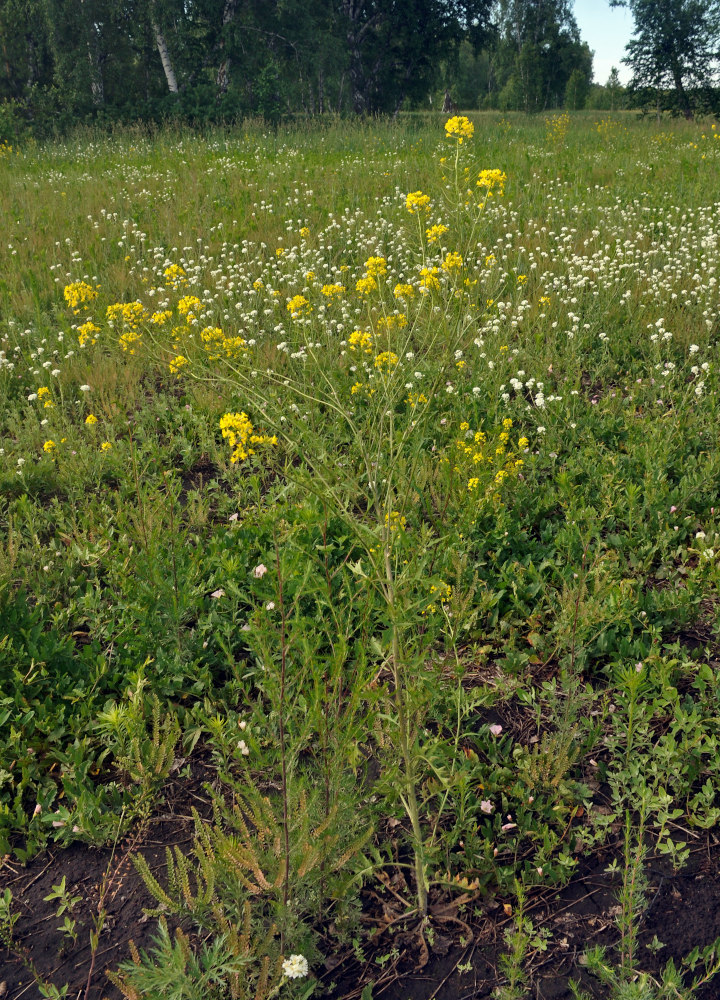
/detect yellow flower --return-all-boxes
[101,441,112,451]
[286,294,311,317]
[419,267,440,292]
[385,511,406,532]
[177,295,203,316]
[406,191,431,214]
[364,256,387,278]
[321,283,345,298]
[85,414,98,425]
[169,355,191,376]
[426,224,448,244]
[445,116,474,143]
[150,310,173,325]
[275,247,285,257]
[442,252,463,272]
[63,281,98,313]
[43,440,56,453]
[299,227,310,239]
[394,283,415,299]
[77,321,100,346]
[374,351,399,372]
[477,170,507,198]
[350,381,363,395]
[355,275,377,295]
[348,330,373,353]
[164,264,187,288]
[220,412,277,464]
[106,301,148,327]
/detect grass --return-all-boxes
[1,108,720,997]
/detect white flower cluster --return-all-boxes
[282,954,309,979]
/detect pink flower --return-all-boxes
[489,724,503,737]
[211,588,225,599]
[480,800,493,814]
[253,563,268,578]
[670,505,677,513]
[501,822,517,832]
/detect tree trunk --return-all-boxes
[79,0,104,106]
[87,20,104,106]
[153,23,178,93]
[670,60,692,119]
[215,0,238,95]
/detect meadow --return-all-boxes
[1,110,720,999]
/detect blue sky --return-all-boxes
[572,0,635,85]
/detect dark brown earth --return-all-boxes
[3,754,720,1000]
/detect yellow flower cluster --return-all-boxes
[384,510,407,532]
[348,330,373,353]
[419,267,440,292]
[406,191,431,214]
[286,294,311,317]
[219,412,277,464]
[355,256,387,296]
[107,301,148,326]
[147,310,171,327]
[545,112,570,145]
[426,224,448,244]
[445,116,474,142]
[177,295,203,318]
[477,170,507,199]
[441,252,463,272]
[107,301,148,353]
[393,283,415,299]
[169,354,191,376]
[321,283,345,298]
[424,582,452,615]
[365,257,387,278]
[63,281,98,314]
[200,326,248,360]
[405,391,428,408]
[376,314,407,330]
[373,351,399,372]
[164,264,187,289]
[37,386,54,409]
[450,418,525,500]
[78,320,100,346]
[356,275,377,295]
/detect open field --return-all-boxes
[1,111,720,999]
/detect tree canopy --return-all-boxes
[611,0,720,117]
[0,0,616,134]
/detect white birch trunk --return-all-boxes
[153,23,179,93]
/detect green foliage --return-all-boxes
[1,113,720,995]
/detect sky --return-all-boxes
[572,0,635,85]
